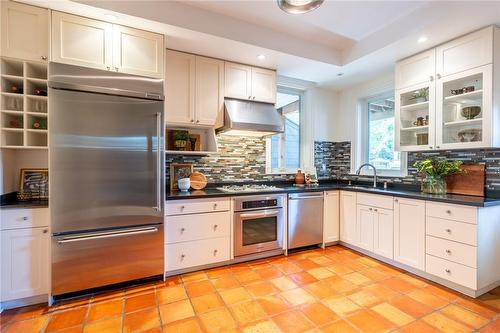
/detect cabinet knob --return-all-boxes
[436,74,441,79]
[213,224,218,231]
[180,205,185,211]
[180,227,185,233]
[41,56,47,60]
[190,119,194,123]
[369,207,373,211]
[106,66,111,70]
[213,249,218,256]
[445,268,451,273]
[213,203,217,209]
[445,249,452,254]
[374,208,378,212]
[446,210,451,214]
[445,228,452,233]
[429,146,433,149]
[429,75,434,81]
[43,229,48,234]
[196,120,200,123]
[180,254,185,260]
[248,96,252,99]
[394,199,398,202]
[436,146,440,149]
[252,96,256,100]
[22,216,29,221]
[115,67,119,72]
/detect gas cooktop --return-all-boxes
[216,184,284,193]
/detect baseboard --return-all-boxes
[1,294,48,311]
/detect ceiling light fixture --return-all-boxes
[337,73,344,77]
[277,0,324,14]
[418,36,428,43]
[257,54,266,60]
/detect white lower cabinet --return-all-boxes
[373,208,394,260]
[356,205,374,252]
[323,191,339,244]
[393,197,426,270]
[1,209,49,303]
[340,191,357,245]
[165,198,231,273]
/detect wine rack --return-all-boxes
[0,57,48,149]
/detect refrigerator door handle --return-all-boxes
[56,226,159,244]
[154,111,162,212]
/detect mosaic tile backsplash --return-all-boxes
[314,141,500,191]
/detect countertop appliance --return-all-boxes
[217,184,284,193]
[288,192,324,249]
[233,194,285,257]
[49,62,164,298]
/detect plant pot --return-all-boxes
[174,140,187,149]
[421,176,447,194]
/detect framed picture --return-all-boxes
[19,168,49,198]
[170,163,193,191]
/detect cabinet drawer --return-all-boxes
[426,236,477,268]
[426,255,477,289]
[426,202,477,224]
[166,198,230,216]
[426,217,477,245]
[1,208,49,230]
[356,193,393,210]
[165,237,230,271]
[165,211,230,244]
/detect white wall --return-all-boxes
[335,72,394,171]
[0,150,48,195]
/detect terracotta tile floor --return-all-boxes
[1,245,499,333]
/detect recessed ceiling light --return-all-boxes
[337,73,344,77]
[418,36,428,43]
[277,0,324,14]
[257,54,266,61]
[104,14,117,21]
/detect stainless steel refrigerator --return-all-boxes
[49,63,164,297]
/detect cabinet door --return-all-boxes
[374,208,393,259]
[395,81,436,152]
[394,198,425,270]
[224,62,252,100]
[1,1,48,62]
[340,191,357,245]
[251,67,276,103]
[395,49,435,90]
[165,50,195,125]
[323,191,339,244]
[435,64,492,150]
[195,56,224,126]
[51,12,112,70]
[436,27,493,78]
[112,24,164,78]
[1,227,49,301]
[357,205,374,251]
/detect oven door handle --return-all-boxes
[239,209,280,219]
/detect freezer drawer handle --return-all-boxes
[239,210,280,219]
[56,227,159,244]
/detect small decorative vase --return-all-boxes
[295,169,305,184]
[421,176,447,194]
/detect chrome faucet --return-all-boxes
[356,163,378,188]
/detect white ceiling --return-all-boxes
[22,0,500,90]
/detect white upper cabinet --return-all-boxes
[165,50,224,127]
[395,49,436,90]
[225,62,252,100]
[1,1,49,62]
[52,11,113,70]
[195,56,224,127]
[251,67,277,103]
[112,24,164,78]
[323,191,340,244]
[225,62,276,103]
[436,27,493,78]
[52,12,163,77]
[393,198,425,270]
[165,50,195,125]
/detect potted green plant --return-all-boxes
[173,130,189,150]
[413,158,463,194]
[409,88,429,103]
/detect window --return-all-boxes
[266,87,302,173]
[360,93,406,176]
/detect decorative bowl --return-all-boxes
[460,106,481,120]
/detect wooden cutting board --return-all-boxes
[446,164,485,196]
[189,172,208,190]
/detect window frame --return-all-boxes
[266,86,304,174]
[356,91,407,178]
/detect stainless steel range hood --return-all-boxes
[216,98,284,137]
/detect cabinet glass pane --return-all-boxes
[441,73,483,144]
[399,87,430,147]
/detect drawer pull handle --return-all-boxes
[213,224,218,231]
[43,229,48,234]
[180,228,185,234]
[22,216,29,221]
[180,254,185,261]
[213,249,218,256]
[445,249,452,254]
[445,269,451,273]
[445,228,452,233]
[446,210,451,214]
[213,203,217,209]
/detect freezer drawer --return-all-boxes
[287,193,324,249]
[51,224,163,296]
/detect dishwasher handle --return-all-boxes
[289,192,324,200]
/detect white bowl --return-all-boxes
[178,178,191,192]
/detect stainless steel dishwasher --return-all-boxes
[287,192,324,249]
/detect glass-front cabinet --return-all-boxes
[435,65,492,149]
[395,81,435,151]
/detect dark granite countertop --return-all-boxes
[166,181,500,207]
[0,192,49,209]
